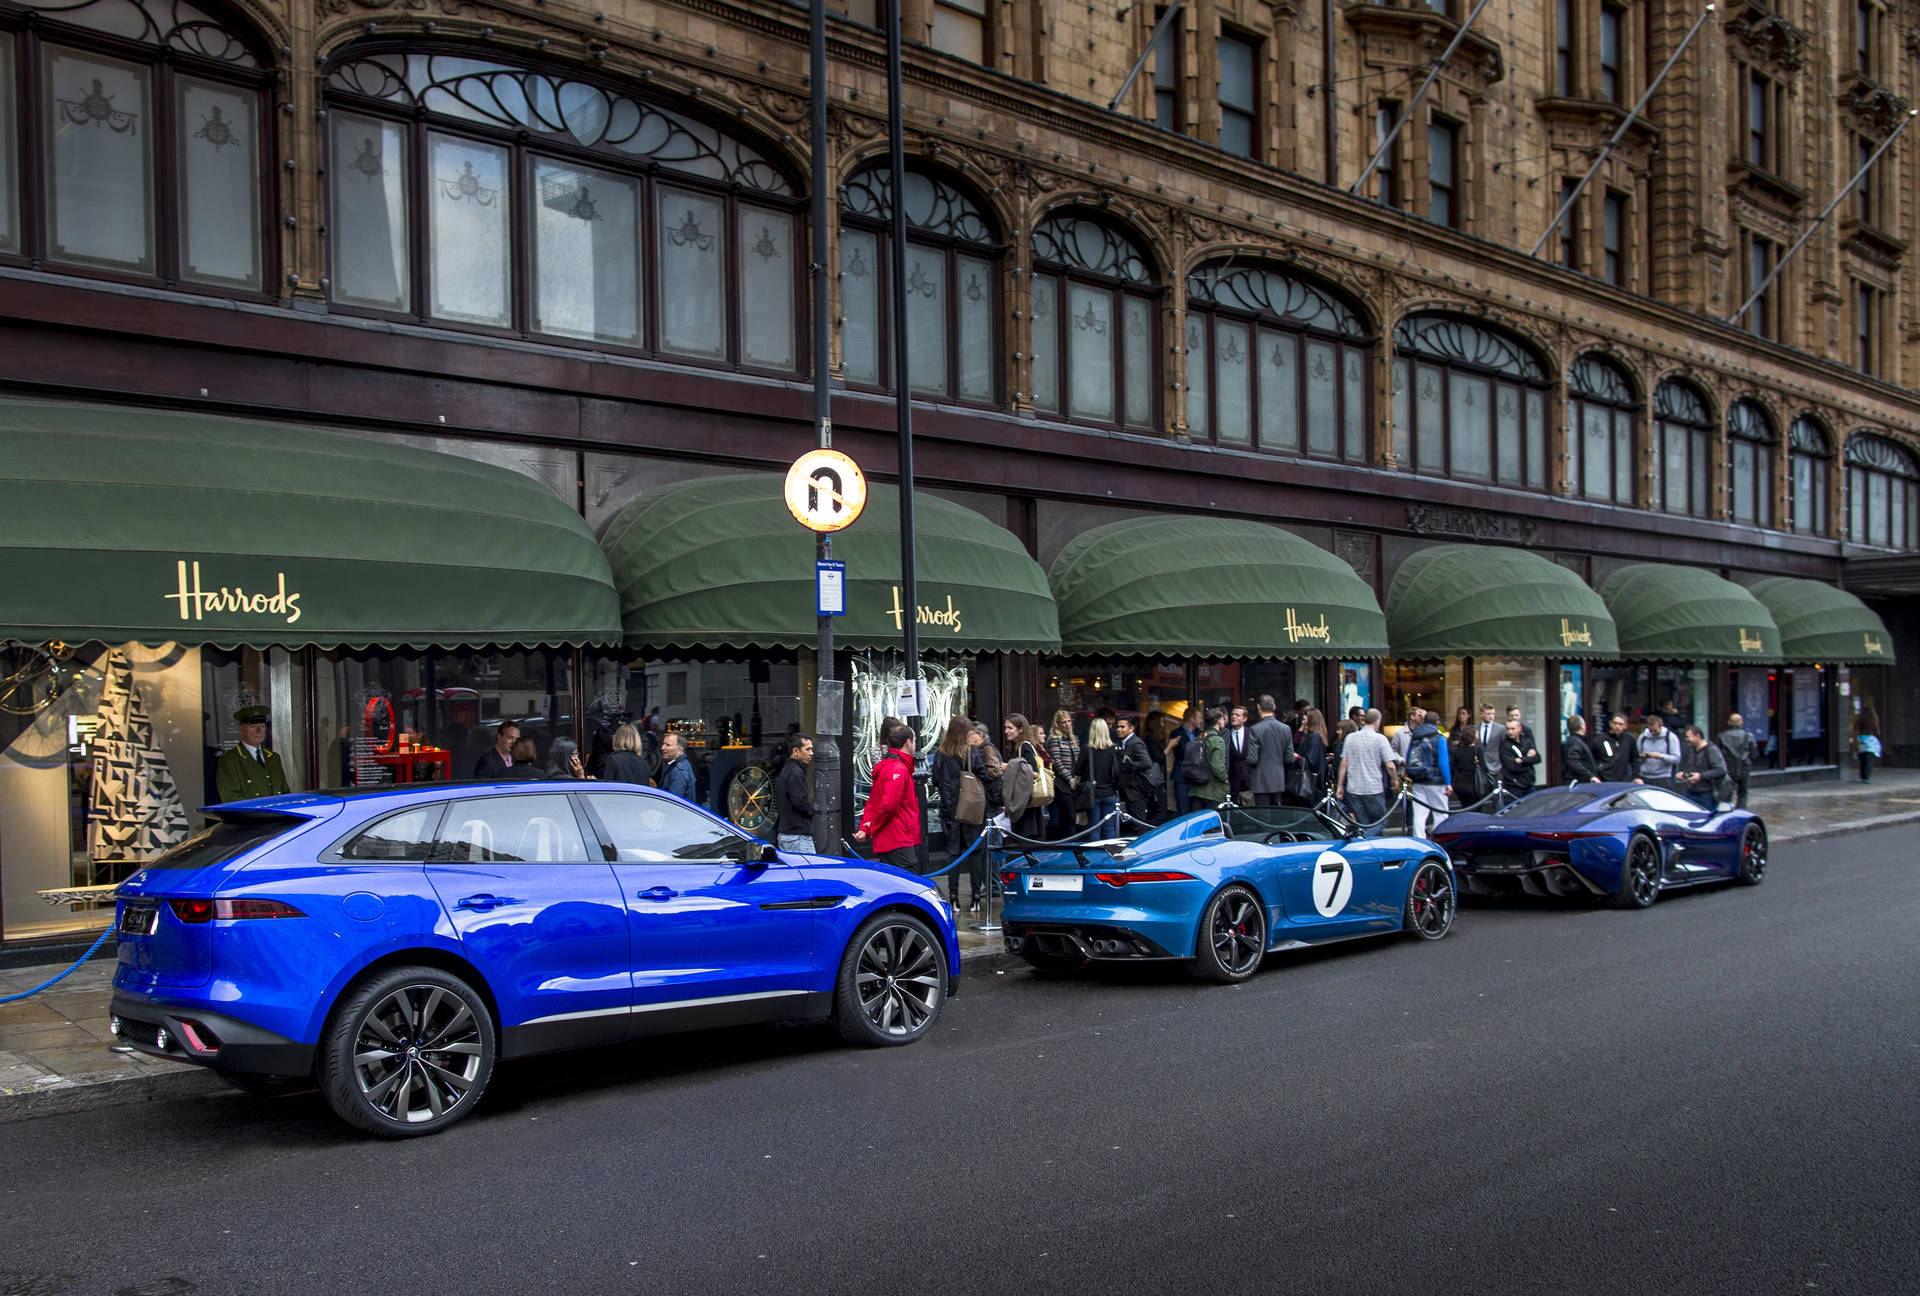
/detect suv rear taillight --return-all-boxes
[169,898,305,923]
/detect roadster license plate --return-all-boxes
[1026,875,1083,893]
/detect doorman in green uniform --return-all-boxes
[215,705,291,803]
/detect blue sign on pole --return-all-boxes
[816,559,846,617]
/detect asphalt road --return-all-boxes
[4,827,1916,1296]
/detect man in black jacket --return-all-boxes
[473,721,520,779]
[1498,718,1542,800]
[1114,716,1158,826]
[774,733,817,853]
[1562,714,1601,784]
[1678,725,1734,810]
[1716,713,1758,808]
[1592,713,1637,782]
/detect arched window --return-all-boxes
[1568,353,1637,506]
[1788,416,1831,536]
[324,50,802,372]
[0,0,270,290]
[1726,399,1776,527]
[1846,433,1918,549]
[838,165,999,403]
[1184,262,1371,461]
[1029,212,1157,430]
[1651,378,1712,517]
[1392,313,1550,488]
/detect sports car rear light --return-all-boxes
[168,898,304,923]
[215,898,305,920]
[1000,871,1019,887]
[1526,831,1611,841]
[1094,871,1196,886]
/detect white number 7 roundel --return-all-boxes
[1311,850,1354,917]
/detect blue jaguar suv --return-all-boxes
[109,782,958,1136]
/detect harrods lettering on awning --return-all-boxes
[599,475,1060,653]
[1047,516,1388,659]
[0,400,623,648]
[1597,564,1784,663]
[1747,577,1896,665]
[1386,544,1619,660]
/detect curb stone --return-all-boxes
[0,1062,226,1124]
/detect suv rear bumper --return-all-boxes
[109,994,315,1078]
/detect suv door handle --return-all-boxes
[638,886,678,901]
[455,893,510,912]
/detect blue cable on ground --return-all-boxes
[0,924,115,1004]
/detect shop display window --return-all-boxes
[1,642,307,940]
[1381,659,1460,730]
[315,648,572,789]
[1471,656,1546,785]
[589,652,803,838]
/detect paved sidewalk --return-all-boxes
[4,769,1913,1123]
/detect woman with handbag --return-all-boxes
[1044,710,1080,839]
[1001,713,1048,840]
[932,717,981,907]
[1287,708,1329,807]
[960,723,1005,910]
[1075,718,1121,835]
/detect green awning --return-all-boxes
[1387,544,1619,659]
[1598,564,1783,662]
[600,475,1059,652]
[0,400,622,648]
[1748,577,1895,664]
[1048,516,1387,658]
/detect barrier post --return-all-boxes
[970,823,1003,934]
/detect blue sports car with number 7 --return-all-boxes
[998,807,1456,982]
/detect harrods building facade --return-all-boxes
[1,0,1917,941]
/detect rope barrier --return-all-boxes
[0,923,115,1004]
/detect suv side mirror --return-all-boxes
[757,843,780,866]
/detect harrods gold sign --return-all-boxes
[784,449,868,533]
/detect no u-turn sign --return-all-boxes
[784,449,868,533]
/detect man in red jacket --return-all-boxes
[853,722,922,868]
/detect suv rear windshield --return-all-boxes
[142,816,304,870]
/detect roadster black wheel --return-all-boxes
[1736,822,1767,885]
[1616,834,1661,909]
[1191,885,1266,984]
[1403,860,1455,939]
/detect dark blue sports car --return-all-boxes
[108,782,958,1136]
[1429,783,1767,908]
[999,807,1456,982]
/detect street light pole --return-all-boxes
[809,0,840,851]
[885,0,920,684]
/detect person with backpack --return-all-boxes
[1114,715,1160,827]
[1635,713,1682,785]
[1169,708,1204,815]
[1715,713,1757,808]
[1184,707,1231,811]
[1403,708,1451,838]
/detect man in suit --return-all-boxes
[1475,702,1503,792]
[1224,704,1260,805]
[1113,715,1158,825]
[215,706,290,803]
[1247,695,1295,807]
[473,721,520,779]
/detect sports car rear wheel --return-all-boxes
[1191,885,1266,984]
[1735,822,1767,886]
[1615,834,1661,909]
[1403,860,1455,939]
